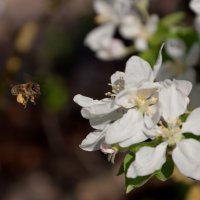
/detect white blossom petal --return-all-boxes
[96,38,126,60]
[144,104,161,128]
[110,71,125,85]
[165,38,186,60]
[73,94,99,107]
[159,81,188,121]
[94,0,112,19]
[153,43,164,79]
[146,14,159,34]
[79,130,106,151]
[119,130,147,147]
[134,37,148,51]
[84,23,115,51]
[89,109,122,129]
[125,56,154,88]
[144,125,162,138]
[115,88,138,108]
[127,142,167,178]
[190,0,200,15]
[182,107,200,135]
[172,139,200,180]
[173,79,192,97]
[119,15,142,38]
[105,109,145,144]
[80,99,117,118]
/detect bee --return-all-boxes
[11,82,41,108]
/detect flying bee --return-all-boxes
[11,82,41,108]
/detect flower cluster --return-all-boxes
[74,44,200,192]
[85,0,158,60]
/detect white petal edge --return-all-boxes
[118,131,147,147]
[124,56,153,88]
[84,23,115,51]
[110,71,125,84]
[159,82,187,121]
[173,79,192,97]
[182,107,200,135]
[189,0,200,15]
[115,88,138,108]
[105,109,144,144]
[94,0,112,17]
[153,43,165,79]
[172,139,200,180]
[80,99,117,119]
[74,94,98,107]
[79,130,106,151]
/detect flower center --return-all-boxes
[159,120,183,146]
[131,89,158,114]
[105,77,125,97]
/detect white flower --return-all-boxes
[105,45,164,147]
[120,14,159,51]
[85,0,158,58]
[84,23,115,51]
[85,0,132,60]
[84,23,126,60]
[127,81,200,181]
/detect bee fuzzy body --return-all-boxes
[11,82,41,108]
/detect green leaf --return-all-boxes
[161,12,185,27]
[125,175,153,193]
[117,163,125,176]
[156,158,174,181]
[43,76,69,112]
[180,112,190,123]
[139,49,158,66]
[117,153,135,176]
[124,153,135,173]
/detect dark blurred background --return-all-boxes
[0,0,198,200]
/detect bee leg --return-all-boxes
[30,96,36,104]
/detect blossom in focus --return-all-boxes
[74,45,164,150]
[127,80,200,181]
[105,45,164,147]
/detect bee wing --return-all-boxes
[11,85,19,95]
